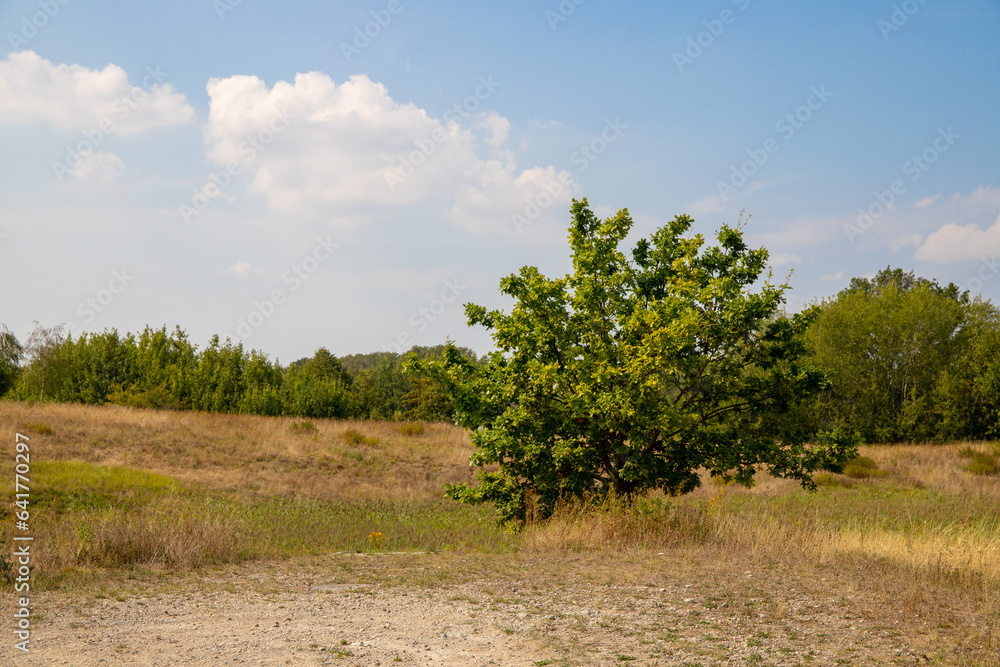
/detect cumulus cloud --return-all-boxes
[203,71,575,234]
[909,187,1000,262]
[915,213,1000,262]
[69,151,124,183]
[476,112,510,147]
[948,185,1000,213]
[914,194,940,209]
[0,51,194,135]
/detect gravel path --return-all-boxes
[1,554,968,666]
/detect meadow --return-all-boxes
[1,401,998,664]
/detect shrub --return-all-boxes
[843,456,887,479]
[813,472,853,488]
[342,429,378,447]
[399,423,424,437]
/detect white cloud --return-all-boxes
[684,181,770,216]
[891,233,923,251]
[684,193,727,215]
[821,270,845,282]
[528,118,564,129]
[69,151,124,182]
[914,194,940,208]
[203,71,576,234]
[229,260,253,276]
[915,213,1000,262]
[476,112,510,147]
[0,51,194,135]
[769,252,801,266]
[948,185,1000,213]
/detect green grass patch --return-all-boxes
[398,423,424,437]
[8,460,514,583]
[31,461,184,513]
[966,453,998,476]
[842,455,887,479]
[342,429,378,447]
[289,421,318,435]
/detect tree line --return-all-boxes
[0,324,468,422]
[1,264,998,441]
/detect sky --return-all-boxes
[1,0,998,363]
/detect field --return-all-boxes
[1,401,998,666]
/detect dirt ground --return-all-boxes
[3,551,985,667]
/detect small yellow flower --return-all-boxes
[368,531,385,550]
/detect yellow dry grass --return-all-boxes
[1,401,477,502]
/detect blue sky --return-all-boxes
[1,0,998,362]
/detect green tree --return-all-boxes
[411,200,857,523]
[805,267,968,442]
[19,322,68,401]
[349,353,412,420]
[0,324,22,396]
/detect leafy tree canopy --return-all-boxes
[409,200,857,523]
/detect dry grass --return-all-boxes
[2,402,999,663]
[0,401,477,502]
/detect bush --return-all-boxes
[843,456,888,479]
[342,429,378,447]
[399,423,424,437]
[813,472,853,488]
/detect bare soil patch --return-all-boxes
[2,552,983,666]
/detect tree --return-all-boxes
[0,324,22,396]
[410,200,857,523]
[804,267,969,442]
[21,322,67,401]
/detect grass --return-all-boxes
[958,445,999,476]
[1,401,998,663]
